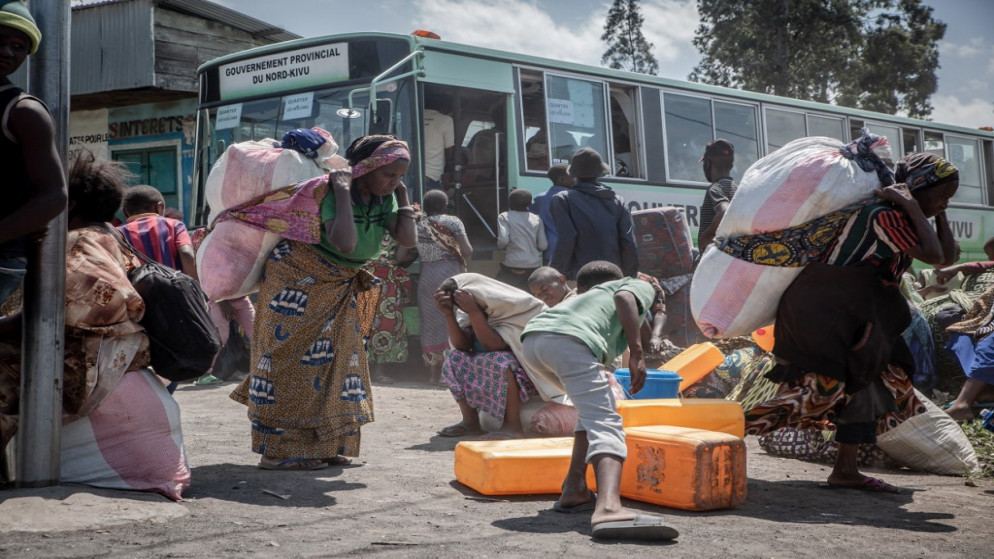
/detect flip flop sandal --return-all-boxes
[258,458,329,471]
[437,423,485,437]
[822,476,900,494]
[553,491,597,514]
[591,514,679,541]
[326,455,352,466]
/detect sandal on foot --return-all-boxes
[553,491,597,514]
[326,455,352,466]
[259,458,329,471]
[591,514,679,540]
[437,422,484,437]
[823,476,900,494]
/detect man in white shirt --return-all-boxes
[423,92,455,192]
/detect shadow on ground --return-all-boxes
[186,463,367,508]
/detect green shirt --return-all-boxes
[316,189,397,268]
[522,277,656,365]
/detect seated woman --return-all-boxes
[435,273,563,439]
[943,281,994,420]
[0,151,189,499]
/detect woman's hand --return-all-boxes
[452,289,483,316]
[874,183,917,209]
[434,288,455,316]
[329,167,353,194]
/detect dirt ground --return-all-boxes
[1,365,992,558]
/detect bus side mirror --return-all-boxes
[368,98,393,135]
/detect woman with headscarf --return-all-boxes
[434,273,566,439]
[230,135,417,471]
[742,150,958,493]
[416,189,473,384]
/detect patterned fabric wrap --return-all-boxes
[838,129,896,187]
[364,234,411,364]
[684,346,761,399]
[895,152,959,192]
[442,349,540,424]
[742,363,925,440]
[947,281,994,340]
[715,198,872,267]
[211,175,329,244]
[280,129,327,159]
[230,239,381,459]
[418,213,466,267]
[351,139,411,179]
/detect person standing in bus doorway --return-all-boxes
[0,2,68,306]
[550,147,638,280]
[696,139,736,251]
[529,164,575,264]
[423,90,455,193]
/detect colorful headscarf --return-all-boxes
[350,137,410,179]
[894,152,959,192]
[839,128,895,187]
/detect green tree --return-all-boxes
[689,0,946,119]
[602,0,659,75]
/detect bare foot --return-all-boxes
[945,404,977,421]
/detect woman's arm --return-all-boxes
[323,168,357,253]
[876,184,945,265]
[932,212,957,267]
[436,288,474,351]
[388,182,418,248]
[453,290,508,351]
[457,234,473,272]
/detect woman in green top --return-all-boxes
[231,135,417,471]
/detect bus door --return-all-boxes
[424,84,508,251]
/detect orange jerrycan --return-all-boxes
[616,398,744,438]
[660,342,725,392]
[752,325,775,352]
[454,437,574,496]
[586,426,747,511]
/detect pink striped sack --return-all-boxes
[60,370,190,501]
[691,136,890,338]
[197,128,345,301]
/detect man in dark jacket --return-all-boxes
[550,147,638,279]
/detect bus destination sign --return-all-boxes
[219,43,350,100]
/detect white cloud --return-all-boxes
[940,37,986,58]
[412,0,702,78]
[930,94,994,129]
[414,0,605,66]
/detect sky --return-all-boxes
[209,0,994,129]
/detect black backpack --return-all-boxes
[113,230,222,381]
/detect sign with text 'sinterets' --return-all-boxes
[219,43,349,100]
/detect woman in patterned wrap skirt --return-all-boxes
[231,135,417,471]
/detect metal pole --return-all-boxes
[16,0,70,488]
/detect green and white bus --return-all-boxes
[194,31,994,263]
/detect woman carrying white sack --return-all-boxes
[735,140,959,493]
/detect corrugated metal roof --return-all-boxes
[72,0,300,42]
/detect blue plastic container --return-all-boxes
[613,368,682,400]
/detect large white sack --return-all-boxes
[876,391,979,475]
[197,129,343,301]
[692,136,889,338]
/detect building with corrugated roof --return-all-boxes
[18,0,298,218]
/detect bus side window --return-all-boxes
[610,87,640,178]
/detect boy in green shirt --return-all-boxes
[520,261,678,541]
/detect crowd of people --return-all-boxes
[0,8,988,540]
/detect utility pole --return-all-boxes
[16,0,70,488]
